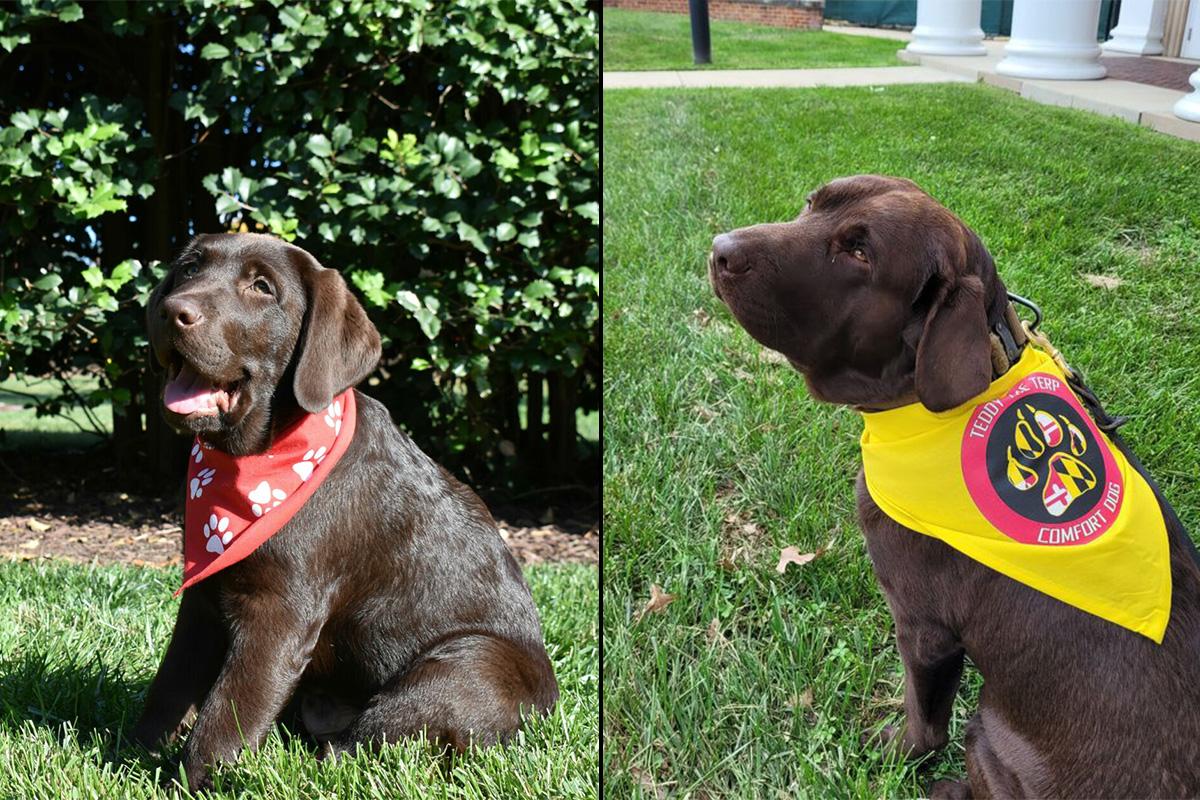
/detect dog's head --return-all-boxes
[710,174,1007,411]
[146,233,381,454]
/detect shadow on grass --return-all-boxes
[0,649,163,768]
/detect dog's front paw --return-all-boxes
[929,779,971,799]
[184,762,213,792]
[872,721,945,760]
[181,746,215,792]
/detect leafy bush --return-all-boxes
[0,0,598,489]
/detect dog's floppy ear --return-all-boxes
[291,254,382,413]
[914,257,992,412]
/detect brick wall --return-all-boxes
[605,0,824,30]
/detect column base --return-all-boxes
[1174,70,1200,122]
[1101,35,1164,55]
[906,29,987,56]
[996,41,1106,80]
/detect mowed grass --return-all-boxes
[603,83,1200,797]
[0,375,112,451]
[602,9,903,71]
[0,561,597,798]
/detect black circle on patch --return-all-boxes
[983,393,1106,524]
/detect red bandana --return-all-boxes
[177,390,357,594]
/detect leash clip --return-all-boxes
[1006,291,1128,433]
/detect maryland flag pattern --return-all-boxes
[1004,403,1097,517]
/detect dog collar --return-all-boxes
[177,389,357,594]
[860,346,1171,642]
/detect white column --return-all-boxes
[996,0,1107,80]
[905,0,986,56]
[1101,0,1166,55]
[1174,68,1200,122]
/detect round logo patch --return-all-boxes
[961,372,1123,546]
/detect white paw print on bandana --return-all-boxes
[324,400,343,436]
[191,442,204,464]
[190,467,216,499]
[248,480,287,517]
[292,447,327,482]
[202,513,232,554]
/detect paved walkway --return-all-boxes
[896,39,1200,141]
[603,30,1200,143]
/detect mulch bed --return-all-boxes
[0,458,598,570]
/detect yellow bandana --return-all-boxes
[860,346,1171,642]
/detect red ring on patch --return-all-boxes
[960,372,1124,546]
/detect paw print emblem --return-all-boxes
[190,467,216,499]
[190,442,204,464]
[1004,403,1097,517]
[248,480,287,517]
[324,400,343,436]
[292,447,327,482]
[203,513,232,555]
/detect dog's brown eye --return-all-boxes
[851,247,868,263]
[182,263,199,279]
[252,278,272,295]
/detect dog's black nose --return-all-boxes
[163,297,203,329]
[712,233,749,275]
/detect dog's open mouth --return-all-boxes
[164,355,241,418]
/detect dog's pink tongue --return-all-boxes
[164,364,223,415]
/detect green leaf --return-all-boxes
[11,111,37,132]
[215,194,241,216]
[395,291,421,313]
[495,222,517,242]
[33,274,62,291]
[81,267,104,289]
[332,124,353,151]
[493,147,520,170]
[234,32,265,52]
[456,222,488,254]
[307,134,333,158]
[279,5,305,29]
[414,307,442,340]
[575,202,599,223]
[58,4,84,22]
[522,280,555,302]
[200,43,231,60]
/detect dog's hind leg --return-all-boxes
[330,633,557,755]
[962,712,1032,800]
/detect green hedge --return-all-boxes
[0,0,598,489]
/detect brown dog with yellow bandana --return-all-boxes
[710,175,1200,798]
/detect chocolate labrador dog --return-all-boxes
[710,175,1200,797]
[134,233,557,789]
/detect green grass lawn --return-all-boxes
[603,83,1200,797]
[0,561,597,798]
[0,375,112,451]
[602,9,903,71]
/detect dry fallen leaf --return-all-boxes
[18,539,40,550]
[776,547,817,573]
[692,308,712,327]
[629,766,667,799]
[705,617,729,649]
[787,687,815,710]
[693,404,716,422]
[26,519,50,533]
[1083,273,1124,290]
[758,348,789,366]
[635,584,676,622]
